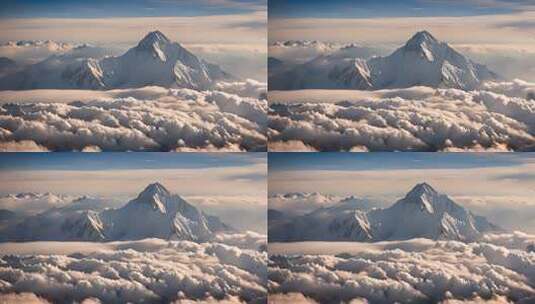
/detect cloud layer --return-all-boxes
[269,81,535,151]
[0,234,267,303]
[0,85,267,151]
[268,233,535,303]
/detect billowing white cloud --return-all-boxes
[189,45,267,82]
[213,231,267,252]
[0,85,267,151]
[269,81,535,151]
[0,192,127,218]
[269,233,535,303]
[268,292,319,304]
[213,79,267,99]
[0,140,48,152]
[0,235,267,303]
[454,196,535,233]
[456,45,535,83]
[0,292,50,304]
[173,295,246,304]
[188,196,267,233]
[268,140,318,152]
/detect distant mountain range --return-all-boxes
[0,31,234,91]
[0,183,232,242]
[269,183,501,242]
[269,31,498,91]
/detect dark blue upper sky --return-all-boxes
[0,153,266,171]
[0,0,265,18]
[269,153,533,172]
[269,0,526,18]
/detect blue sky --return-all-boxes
[0,0,265,18]
[269,0,528,18]
[269,153,534,172]
[0,153,266,171]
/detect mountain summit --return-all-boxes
[134,31,172,61]
[1,183,232,242]
[269,183,501,242]
[269,31,498,91]
[0,31,233,90]
[134,182,172,213]
[405,182,437,198]
[405,31,437,48]
[403,182,439,213]
[137,31,170,48]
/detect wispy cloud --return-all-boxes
[269,11,535,48]
[0,12,267,48]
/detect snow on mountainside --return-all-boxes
[271,40,379,57]
[269,31,498,91]
[1,40,75,51]
[269,183,501,242]
[0,192,88,215]
[0,183,232,242]
[0,31,233,90]
[272,40,353,50]
[269,192,376,215]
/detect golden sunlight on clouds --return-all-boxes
[269,10,535,49]
[0,11,267,49]
[0,162,267,200]
[268,160,535,201]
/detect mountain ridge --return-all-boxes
[0,31,234,91]
[0,183,232,242]
[269,31,498,91]
[269,183,501,242]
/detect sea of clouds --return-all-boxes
[269,80,535,152]
[268,232,535,304]
[0,81,267,152]
[0,232,267,304]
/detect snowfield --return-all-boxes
[268,232,535,304]
[0,82,267,152]
[268,80,535,152]
[0,232,267,304]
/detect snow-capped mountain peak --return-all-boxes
[137,182,171,200]
[405,31,438,48]
[137,30,171,48]
[403,31,440,61]
[134,182,172,213]
[134,30,173,62]
[405,182,437,197]
[404,183,440,202]
[403,182,439,213]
